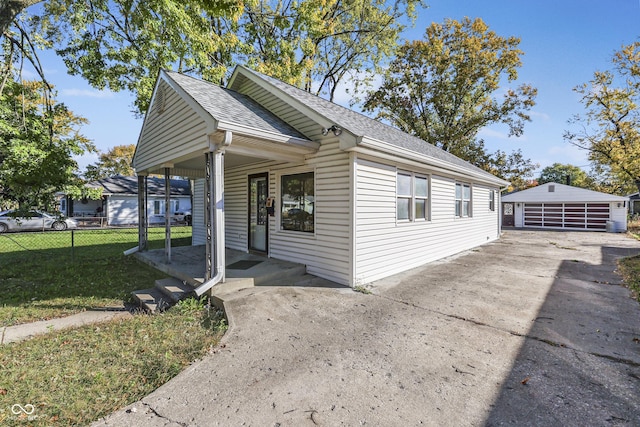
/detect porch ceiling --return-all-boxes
[142,132,319,179]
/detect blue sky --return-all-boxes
[29,0,640,176]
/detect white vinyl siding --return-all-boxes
[191,140,351,285]
[192,180,206,246]
[354,156,500,285]
[269,140,351,284]
[135,80,209,173]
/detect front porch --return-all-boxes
[132,246,342,312]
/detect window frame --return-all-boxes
[279,170,316,234]
[396,171,430,223]
[455,182,472,218]
[489,190,495,212]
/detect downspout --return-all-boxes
[194,131,231,296]
[164,168,171,264]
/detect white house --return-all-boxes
[132,66,509,289]
[502,182,628,232]
[59,175,191,226]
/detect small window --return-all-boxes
[455,183,472,217]
[489,191,495,211]
[153,200,161,215]
[548,185,555,192]
[397,173,412,221]
[281,171,314,233]
[397,172,429,222]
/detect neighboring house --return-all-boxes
[132,65,509,288]
[502,182,628,232]
[58,175,191,226]
[628,192,640,216]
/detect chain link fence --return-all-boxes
[0,226,192,263]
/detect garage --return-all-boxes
[502,182,628,232]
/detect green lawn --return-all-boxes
[0,226,227,426]
[0,227,191,326]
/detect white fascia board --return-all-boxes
[216,120,320,152]
[352,135,510,186]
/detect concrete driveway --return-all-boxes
[94,230,640,426]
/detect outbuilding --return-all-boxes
[502,182,628,232]
[132,65,508,288]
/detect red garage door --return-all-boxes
[523,203,610,230]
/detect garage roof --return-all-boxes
[503,182,628,203]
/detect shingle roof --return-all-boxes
[87,175,191,196]
[239,66,502,182]
[164,71,308,141]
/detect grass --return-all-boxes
[0,300,226,426]
[0,226,228,426]
[0,227,191,326]
[620,218,640,301]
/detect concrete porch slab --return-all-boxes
[133,245,308,288]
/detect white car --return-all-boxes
[0,210,78,233]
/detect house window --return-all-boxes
[455,183,472,217]
[281,172,314,232]
[489,190,495,211]
[153,200,161,215]
[397,172,429,221]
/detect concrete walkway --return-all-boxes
[1,309,131,344]
[84,230,639,426]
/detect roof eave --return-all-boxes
[347,135,509,186]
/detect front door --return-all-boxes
[502,202,515,227]
[249,173,268,252]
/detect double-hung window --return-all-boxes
[489,190,495,212]
[397,172,429,222]
[455,183,472,217]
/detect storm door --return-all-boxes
[248,173,268,252]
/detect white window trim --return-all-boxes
[396,171,430,223]
[455,182,472,218]
[489,190,495,212]
[276,167,317,236]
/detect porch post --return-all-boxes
[164,168,171,263]
[205,136,229,282]
[137,175,148,251]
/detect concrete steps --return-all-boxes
[132,278,194,313]
[131,254,310,313]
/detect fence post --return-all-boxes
[71,229,75,262]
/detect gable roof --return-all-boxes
[230,65,508,186]
[162,71,310,143]
[86,175,191,196]
[503,182,628,202]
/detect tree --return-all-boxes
[31,0,246,115]
[0,78,96,210]
[84,144,136,181]
[363,17,538,181]
[2,0,423,115]
[564,41,640,194]
[240,0,422,101]
[537,163,594,188]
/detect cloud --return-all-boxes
[478,127,528,142]
[529,110,551,120]
[547,144,589,164]
[60,88,115,99]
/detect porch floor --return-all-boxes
[134,245,338,289]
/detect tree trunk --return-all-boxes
[0,0,42,36]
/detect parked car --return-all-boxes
[0,210,78,233]
[173,211,192,225]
